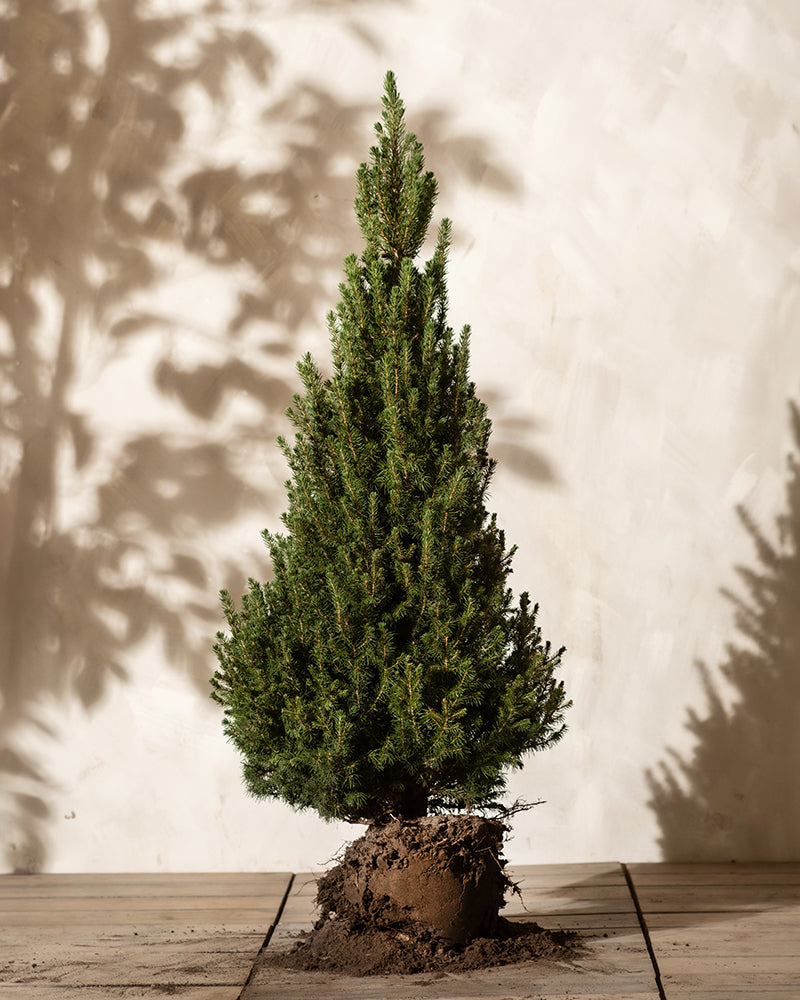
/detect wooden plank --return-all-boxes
[0,872,289,892]
[265,872,318,952]
[507,862,627,887]
[630,865,800,998]
[0,927,261,986]
[629,863,800,878]
[0,988,239,998]
[0,934,266,985]
[3,906,285,927]
[628,871,800,886]
[245,954,660,999]
[253,979,660,1000]
[660,956,800,975]
[0,872,290,902]
[0,871,291,884]
[513,884,642,903]
[662,972,800,988]
[523,912,642,933]
[0,873,290,995]
[507,890,643,914]
[507,874,630,889]
[0,872,292,935]
[651,924,800,952]
[657,990,799,998]
[3,895,289,914]
[631,887,800,910]
[507,862,631,917]
[668,982,797,1000]
[648,910,800,933]
[508,862,623,877]
[646,914,800,938]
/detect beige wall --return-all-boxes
[2,0,799,872]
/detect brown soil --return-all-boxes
[268,913,581,976]
[318,814,509,944]
[264,814,582,976]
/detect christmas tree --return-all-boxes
[211,71,569,829]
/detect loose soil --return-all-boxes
[264,814,582,976]
[268,913,581,976]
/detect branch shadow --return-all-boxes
[646,397,800,862]
[0,4,525,871]
[0,0,287,872]
[481,388,559,485]
[525,399,800,942]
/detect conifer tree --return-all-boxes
[211,72,569,825]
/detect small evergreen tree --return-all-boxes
[211,72,569,826]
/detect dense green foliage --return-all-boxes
[211,73,569,824]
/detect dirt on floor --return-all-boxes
[264,814,581,976]
[267,913,581,976]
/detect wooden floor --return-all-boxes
[1,864,798,999]
[0,872,291,999]
[629,863,800,999]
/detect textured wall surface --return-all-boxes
[2,0,799,872]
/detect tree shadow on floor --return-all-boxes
[645,397,800,862]
[0,2,530,870]
[552,861,800,948]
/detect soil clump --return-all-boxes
[265,814,581,976]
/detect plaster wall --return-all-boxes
[2,0,799,872]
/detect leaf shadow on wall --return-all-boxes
[646,398,800,862]
[481,390,558,485]
[0,3,528,871]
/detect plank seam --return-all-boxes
[237,873,295,1000]
[622,862,667,1000]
